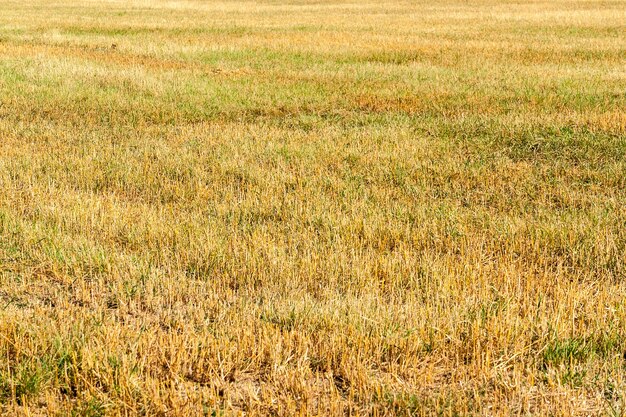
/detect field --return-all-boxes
[0,0,625,415]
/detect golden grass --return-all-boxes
[0,0,625,415]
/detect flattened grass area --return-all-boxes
[0,0,625,415]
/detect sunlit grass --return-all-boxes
[0,0,625,415]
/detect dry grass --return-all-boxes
[0,0,625,415]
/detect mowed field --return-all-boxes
[0,0,625,415]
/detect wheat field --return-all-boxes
[0,0,625,415]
